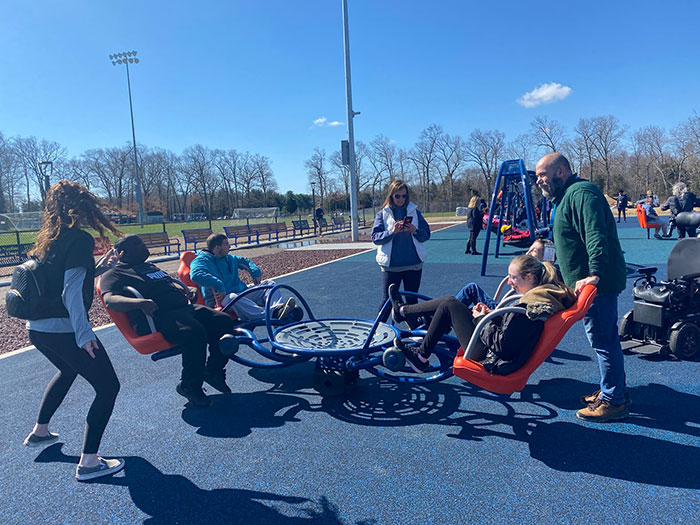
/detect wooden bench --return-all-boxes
[0,243,33,267]
[136,232,181,255]
[292,219,311,237]
[254,223,277,242]
[636,204,661,239]
[182,228,213,251]
[223,225,259,247]
[332,216,347,231]
[274,222,290,239]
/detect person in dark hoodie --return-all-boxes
[372,180,431,313]
[189,232,301,321]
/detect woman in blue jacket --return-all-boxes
[372,180,431,313]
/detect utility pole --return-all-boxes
[342,0,360,241]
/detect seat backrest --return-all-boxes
[667,237,700,280]
[636,204,648,228]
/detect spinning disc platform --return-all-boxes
[273,319,399,355]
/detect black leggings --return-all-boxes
[380,269,422,314]
[155,305,234,389]
[403,296,485,359]
[28,331,120,455]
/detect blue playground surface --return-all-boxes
[1,222,699,523]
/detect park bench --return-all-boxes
[332,216,347,231]
[254,223,278,242]
[223,225,259,247]
[292,219,311,237]
[136,232,181,255]
[316,217,331,233]
[0,243,33,267]
[182,228,213,251]
[274,222,290,239]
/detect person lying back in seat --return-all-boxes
[390,254,575,374]
[100,235,235,407]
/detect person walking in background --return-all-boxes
[22,180,124,481]
[615,189,630,223]
[536,153,629,422]
[465,192,484,255]
[661,182,699,239]
[372,180,431,313]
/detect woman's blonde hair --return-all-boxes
[468,196,479,208]
[511,254,568,289]
[381,180,410,209]
[31,180,121,259]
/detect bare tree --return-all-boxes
[305,147,329,209]
[12,136,66,205]
[409,124,443,211]
[182,145,218,218]
[251,154,277,203]
[435,132,466,200]
[505,134,534,167]
[464,129,505,197]
[0,132,23,212]
[590,115,626,194]
[530,115,567,153]
[574,118,598,183]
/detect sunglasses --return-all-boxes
[393,193,407,199]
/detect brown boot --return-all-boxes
[576,398,629,422]
[580,389,632,406]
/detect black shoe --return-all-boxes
[203,369,231,394]
[395,338,429,373]
[388,284,406,324]
[287,306,304,322]
[176,383,212,407]
[472,251,481,255]
[465,249,471,254]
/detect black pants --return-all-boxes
[466,228,481,253]
[403,296,485,359]
[617,208,627,221]
[380,269,422,314]
[28,331,120,455]
[155,305,234,389]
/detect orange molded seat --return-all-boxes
[96,278,176,356]
[452,284,598,394]
[636,204,659,239]
[177,251,237,317]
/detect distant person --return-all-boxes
[314,205,324,228]
[372,180,431,313]
[189,232,301,321]
[661,182,699,239]
[22,180,124,481]
[637,189,659,207]
[101,235,236,407]
[641,196,668,239]
[615,189,630,223]
[465,194,483,255]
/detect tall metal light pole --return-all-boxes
[110,50,144,225]
[311,182,317,236]
[342,0,360,242]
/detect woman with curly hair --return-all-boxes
[23,180,125,481]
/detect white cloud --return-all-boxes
[313,116,343,127]
[517,82,572,108]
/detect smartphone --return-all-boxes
[403,216,413,224]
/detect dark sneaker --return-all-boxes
[203,369,231,394]
[274,297,297,320]
[287,306,304,322]
[23,432,59,448]
[580,389,632,406]
[219,334,239,358]
[75,457,125,482]
[395,338,430,373]
[576,398,629,422]
[388,284,405,324]
[176,382,212,407]
[654,233,662,239]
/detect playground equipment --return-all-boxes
[480,159,545,276]
[620,237,700,360]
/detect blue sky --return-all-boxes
[2,0,700,194]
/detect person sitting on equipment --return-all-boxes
[391,254,575,374]
[641,196,668,239]
[100,235,235,407]
[189,232,302,321]
[453,239,547,311]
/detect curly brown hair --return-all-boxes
[30,180,122,259]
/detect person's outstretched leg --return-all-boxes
[455,282,495,309]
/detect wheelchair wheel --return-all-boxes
[618,311,635,341]
[669,323,700,360]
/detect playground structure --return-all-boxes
[480,159,545,276]
[101,250,599,397]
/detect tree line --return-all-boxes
[3,112,700,218]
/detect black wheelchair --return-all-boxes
[619,236,700,360]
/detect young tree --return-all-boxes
[464,128,505,197]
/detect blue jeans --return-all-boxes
[454,282,496,310]
[582,293,627,405]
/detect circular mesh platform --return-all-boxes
[274,319,398,354]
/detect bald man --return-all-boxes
[535,153,629,422]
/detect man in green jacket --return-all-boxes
[536,153,629,422]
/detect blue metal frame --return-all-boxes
[480,159,541,276]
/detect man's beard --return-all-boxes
[540,177,565,200]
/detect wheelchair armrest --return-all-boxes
[463,306,527,360]
[681,271,700,281]
[123,286,157,334]
[637,266,658,277]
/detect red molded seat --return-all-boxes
[636,204,660,239]
[96,278,175,355]
[452,284,598,394]
[177,251,205,305]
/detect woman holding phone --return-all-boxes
[371,180,431,316]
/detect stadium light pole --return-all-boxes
[311,181,317,236]
[342,0,360,242]
[110,50,144,225]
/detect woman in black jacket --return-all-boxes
[391,255,575,374]
[464,195,483,255]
